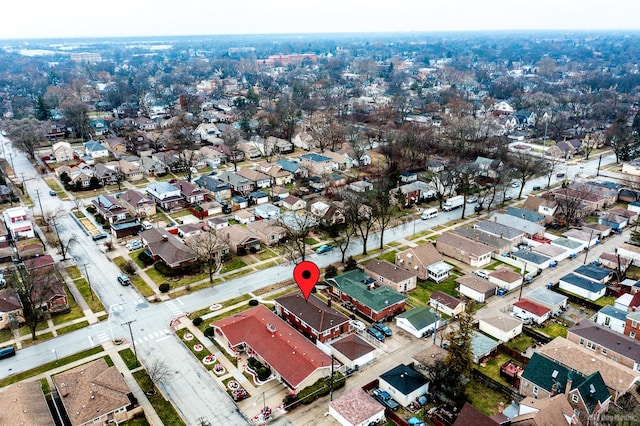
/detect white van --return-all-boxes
[141,221,153,230]
[421,208,438,220]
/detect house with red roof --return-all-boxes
[513,299,551,325]
[211,305,334,393]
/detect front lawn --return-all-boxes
[220,257,247,274]
[408,274,460,305]
[376,250,398,264]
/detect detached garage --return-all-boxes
[329,388,385,426]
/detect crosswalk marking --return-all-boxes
[134,329,172,346]
[96,332,110,343]
[165,300,184,317]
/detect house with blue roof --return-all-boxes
[595,305,628,333]
[559,273,606,301]
[193,176,231,201]
[276,159,301,175]
[470,330,499,363]
[511,249,552,270]
[505,207,547,225]
[300,153,332,176]
[84,140,109,159]
[145,182,183,211]
[573,264,612,284]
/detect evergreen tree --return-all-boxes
[35,96,50,121]
[445,301,475,378]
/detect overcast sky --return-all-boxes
[3,0,640,40]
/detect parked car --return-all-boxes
[504,195,513,201]
[127,240,143,251]
[511,311,532,324]
[467,196,478,203]
[373,322,393,336]
[372,389,400,410]
[117,275,132,286]
[92,233,107,241]
[532,185,542,191]
[349,320,366,332]
[49,190,57,196]
[556,173,565,178]
[367,327,385,342]
[316,244,334,254]
[474,270,490,279]
[511,182,520,188]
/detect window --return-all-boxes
[605,317,611,326]
[572,394,579,403]
[587,342,597,351]
[579,338,584,345]
[602,348,607,355]
[631,332,636,339]
[533,386,538,396]
[633,320,638,328]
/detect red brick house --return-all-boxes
[274,291,350,343]
[23,255,68,313]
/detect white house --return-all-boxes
[3,206,34,240]
[84,140,110,159]
[395,307,442,338]
[330,334,377,370]
[488,268,522,292]
[559,273,607,301]
[513,299,551,325]
[479,315,523,342]
[456,275,497,303]
[52,141,74,162]
[328,387,385,426]
[378,364,429,408]
[595,305,628,334]
[617,243,640,266]
[525,288,568,314]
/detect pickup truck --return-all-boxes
[372,388,400,410]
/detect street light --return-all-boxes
[52,348,58,361]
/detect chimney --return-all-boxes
[162,235,168,242]
[327,298,332,308]
[565,373,573,395]
[497,402,504,414]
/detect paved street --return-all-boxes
[0,135,624,425]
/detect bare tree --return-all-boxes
[222,128,244,172]
[12,263,60,340]
[279,213,316,263]
[44,209,76,260]
[329,222,357,264]
[4,118,45,160]
[552,183,591,228]
[146,358,171,393]
[343,192,375,256]
[372,182,399,250]
[187,231,229,283]
[431,168,458,210]
[542,154,563,189]
[510,150,546,199]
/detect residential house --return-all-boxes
[0,381,55,426]
[93,163,119,186]
[474,156,503,178]
[598,252,631,275]
[453,403,501,426]
[238,140,262,160]
[489,213,545,238]
[223,225,261,255]
[152,151,183,172]
[479,315,522,342]
[0,288,23,329]
[254,203,281,220]
[364,259,418,293]
[236,168,271,189]
[256,162,293,186]
[559,274,606,301]
[106,159,144,181]
[92,194,140,238]
[429,291,466,317]
[453,227,513,256]
[523,196,558,218]
[395,307,442,338]
[51,141,74,162]
[624,311,640,340]
[326,269,407,322]
[139,156,168,177]
[473,220,525,246]
[174,180,207,204]
[379,364,428,407]
[435,232,493,267]
[595,305,628,334]
[456,274,497,303]
[509,395,582,426]
[505,207,548,225]
[193,122,221,142]
[3,206,34,240]
[617,243,640,266]
[411,180,437,201]
[213,144,244,163]
[567,372,611,426]
[231,196,249,210]
[248,190,269,205]
[582,223,612,239]
[395,242,452,282]
[194,175,232,201]
[140,228,197,269]
[264,136,293,154]
[119,189,156,218]
[525,288,568,314]
[53,358,131,426]
[56,164,95,189]
[513,299,551,325]
[323,150,353,171]
[84,140,110,159]
[282,195,306,211]
[328,388,385,426]
[45,121,65,140]
[102,137,127,159]
[207,216,228,231]
[300,153,333,176]
[247,220,286,246]
[198,145,227,168]
[399,171,417,183]
[567,319,640,371]
[538,337,640,402]
[277,158,304,177]
[309,201,345,226]
[15,238,44,259]
[274,292,350,343]
[519,352,585,400]
[488,268,523,292]
[349,180,373,193]
[396,183,421,208]
[146,182,183,211]
[218,171,254,196]
[233,209,254,224]
[211,305,334,393]
[23,255,68,313]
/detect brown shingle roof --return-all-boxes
[0,382,55,425]
[329,388,384,425]
[331,334,376,361]
[364,259,417,283]
[274,291,349,333]
[53,359,130,426]
[430,290,463,309]
[456,275,498,293]
[398,242,443,266]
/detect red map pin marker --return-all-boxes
[293,261,320,301]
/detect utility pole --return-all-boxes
[329,354,335,401]
[82,263,93,300]
[518,260,526,301]
[34,189,44,217]
[20,172,26,195]
[596,154,602,177]
[122,319,138,366]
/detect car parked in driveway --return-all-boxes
[373,322,393,336]
[349,320,366,332]
[117,275,131,286]
[367,327,385,342]
[127,240,143,251]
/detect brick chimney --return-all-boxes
[565,373,573,395]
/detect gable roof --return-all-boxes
[397,242,443,267]
[453,402,499,426]
[571,371,611,414]
[559,274,606,293]
[211,305,332,389]
[569,319,640,362]
[453,227,513,251]
[511,394,581,426]
[514,299,551,317]
[396,306,439,330]
[505,207,547,224]
[274,291,349,333]
[436,232,494,257]
[457,274,498,293]
[380,364,428,395]
[0,288,22,313]
[0,382,55,426]
[328,269,407,313]
[364,259,417,282]
[140,228,196,266]
[521,352,584,394]
[430,290,464,309]
[474,220,524,240]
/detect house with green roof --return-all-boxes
[567,371,611,425]
[519,353,585,400]
[326,269,407,322]
[395,307,442,338]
